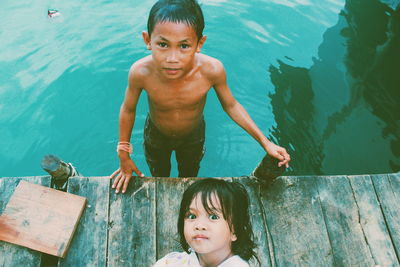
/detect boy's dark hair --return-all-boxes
[147,0,205,40]
[177,178,258,261]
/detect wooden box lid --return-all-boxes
[0,180,86,258]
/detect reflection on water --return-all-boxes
[270,0,400,175]
[269,60,325,174]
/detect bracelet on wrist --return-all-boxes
[116,142,133,154]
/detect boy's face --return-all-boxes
[143,21,206,80]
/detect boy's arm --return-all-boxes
[110,65,145,193]
[212,60,290,167]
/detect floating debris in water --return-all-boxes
[48,9,61,18]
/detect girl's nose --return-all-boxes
[195,224,206,230]
[194,219,207,230]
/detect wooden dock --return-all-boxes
[1,173,399,266]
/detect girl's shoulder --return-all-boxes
[153,251,200,267]
[219,255,250,267]
[153,252,249,267]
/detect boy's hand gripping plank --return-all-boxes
[110,66,145,194]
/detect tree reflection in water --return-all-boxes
[268,0,399,175]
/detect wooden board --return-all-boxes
[2,173,400,266]
[261,176,334,266]
[0,176,50,267]
[348,175,399,266]
[107,177,156,267]
[0,180,86,258]
[238,177,272,267]
[316,175,375,266]
[155,177,189,259]
[371,173,400,259]
[58,177,110,266]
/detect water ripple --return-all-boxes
[2,0,395,177]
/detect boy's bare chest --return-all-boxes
[145,79,212,109]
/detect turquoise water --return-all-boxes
[0,0,399,177]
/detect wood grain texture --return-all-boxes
[2,173,400,266]
[155,177,189,260]
[0,181,86,258]
[107,177,157,267]
[59,177,110,266]
[261,176,334,266]
[0,176,50,267]
[237,177,272,267]
[372,173,400,261]
[348,175,399,267]
[317,175,375,266]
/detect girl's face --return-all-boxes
[183,193,237,263]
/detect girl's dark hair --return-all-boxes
[147,0,205,40]
[177,178,257,261]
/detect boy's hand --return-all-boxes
[264,141,291,168]
[109,158,144,194]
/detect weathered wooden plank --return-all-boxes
[58,176,110,266]
[0,181,86,257]
[156,177,190,259]
[317,175,375,266]
[237,177,272,267]
[108,177,156,266]
[388,172,400,197]
[348,175,400,266]
[261,176,334,266]
[2,173,398,266]
[0,176,51,212]
[0,176,50,267]
[372,173,400,260]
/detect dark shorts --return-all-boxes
[143,115,205,177]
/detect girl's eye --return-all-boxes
[186,213,196,219]
[158,42,168,48]
[181,44,189,49]
[209,214,219,220]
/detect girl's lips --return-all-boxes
[193,235,208,240]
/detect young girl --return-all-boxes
[153,178,258,267]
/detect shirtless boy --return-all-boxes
[110,0,290,193]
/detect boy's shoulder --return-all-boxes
[129,55,153,79]
[197,53,225,82]
[127,54,225,84]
